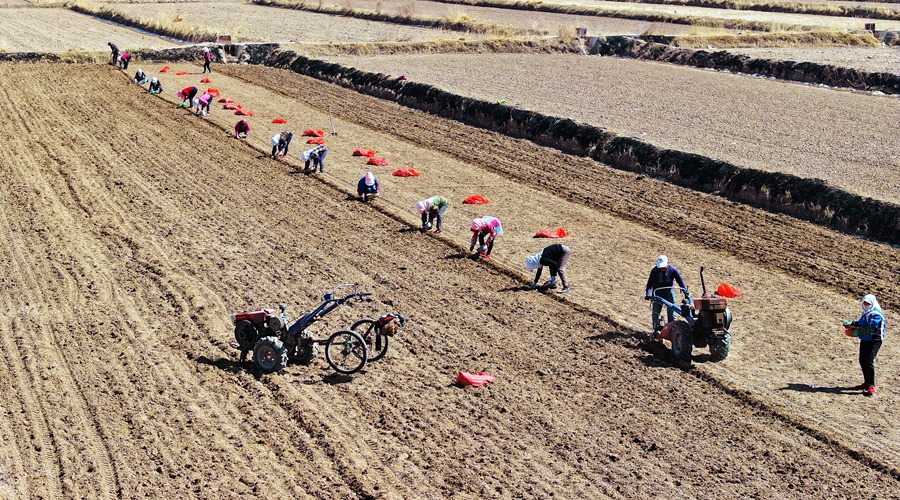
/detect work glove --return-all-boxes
[842,321,854,327]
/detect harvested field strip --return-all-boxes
[255,51,900,244]
[69,3,215,43]
[583,0,900,20]
[142,63,898,475]
[425,0,825,31]
[0,62,894,493]
[252,0,541,36]
[291,38,584,57]
[658,30,883,47]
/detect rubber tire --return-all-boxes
[351,319,390,362]
[289,341,318,365]
[234,320,259,350]
[325,330,368,375]
[670,321,693,363]
[709,333,731,361]
[253,336,287,374]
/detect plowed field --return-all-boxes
[0,62,897,497]
[323,52,900,204]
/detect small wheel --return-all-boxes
[670,321,693,363]
[234,320,259,350]
[325,330,368,375]
[351,318,390,362]
[709,333,731,361]
[253,336,287,373]
[289,341,319,365]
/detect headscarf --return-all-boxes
[525,251,543,270]
[364,172,376,186]
[415,200,430,213]
[861,294,881,313]
[657,255,668,268]
[151,77,157,84]
[177,91,185,100]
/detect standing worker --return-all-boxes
[148,77,162,94]
[108,42,119,66]
[234,119,250,139]
[178,86,199,108]
[469,216,502,259]
[644,255,690,332]
[201,47,212,74]
[271,131,293,158]
[525,244,572,293]
[843,294,886,396]
[357,172,381,202]
[414,196,449,233]
[301,144,328,174]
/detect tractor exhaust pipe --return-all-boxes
[700,266,707,296]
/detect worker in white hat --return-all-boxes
[644,255,689,332]
[357,172,381,202]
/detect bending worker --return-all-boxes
[148,77,162,94]
[415,196,449,233]
[302,144,328,174]
[234,119,250,139]
[644,255,690,332]
[469,216,502,258]
[357,172,381,202]
[525,243,572,293]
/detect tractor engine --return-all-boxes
[693,296,732,333]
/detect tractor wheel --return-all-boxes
[351,319,390,362]
[670,321,693,363]
[709,333,731,361]
[325,330,368,375]
[253,336,287,374]
[234,320,259,350]
[289,341,318,365]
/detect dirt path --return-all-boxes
[0,63,897,496]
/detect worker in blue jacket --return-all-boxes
[844,294,886,396]
[644,255,690,332]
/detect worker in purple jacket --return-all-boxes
[644,255,690,332]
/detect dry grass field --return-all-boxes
[324,52,900,204]
[0,8,176,52]
[101,2,486,42]
[0,61,896,497]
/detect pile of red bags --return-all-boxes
[353,149,376,157]
[218,97,234,103]
[463,195,490,204]
[367,157,389,166]
[206,88,220,97]
[303,128,325,137]
[235,109,254,116]
[392,169,420,177]
[160,66,170,73]
[717,284,742,298]
[307,138,325,145]
[273,118,287,124]
[223,103,239,110]
[176,71,188,76]
[456,371,494,387]
[200,77,211,83]
[534,228,570,238]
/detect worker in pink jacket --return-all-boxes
[469,216,502,258]
[197,92,212,116]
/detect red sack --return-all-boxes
[302,128,325,137]
[307,138,325,145]
[200,77,211,83]
[223,103,239,110]
[218,97,234,103]
[206,88,220,97]
[717,284,742,298]
[235,109,254,116]
[352,149,376,157]
[534,228,570,238]
[367,157,389,166]
[273,118,287,124]
[176,71,188,76]
[392,168,420,177]
[160,66,170,73]
[463,195,490,204]
[457,371,494,387]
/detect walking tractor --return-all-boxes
[230,284,404,375]
[650,267,734,362]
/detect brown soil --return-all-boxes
[0,62,897,496]
[101,2,486,43]
[0,7,177,52]
[322,52,900,204]
[729,45,900,73]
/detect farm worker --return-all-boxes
[469,216,502,258]
[843,294,886,396]
[133,68,148,85]
[119,52,131,70]
[202,47,212,74]
[271,131,293,158]
[108,42,119,65]
[525,244,572,293]
[197,92,212,116]
[357,172,381,202]
[414,196,449,233]
[302,144,328,174]
[234,119,250,139]
[178,86,198,107]
[644,255,690,332]
[148,77,162,94]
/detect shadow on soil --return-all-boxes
[195,356,360,384]
[777,383,865,395]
